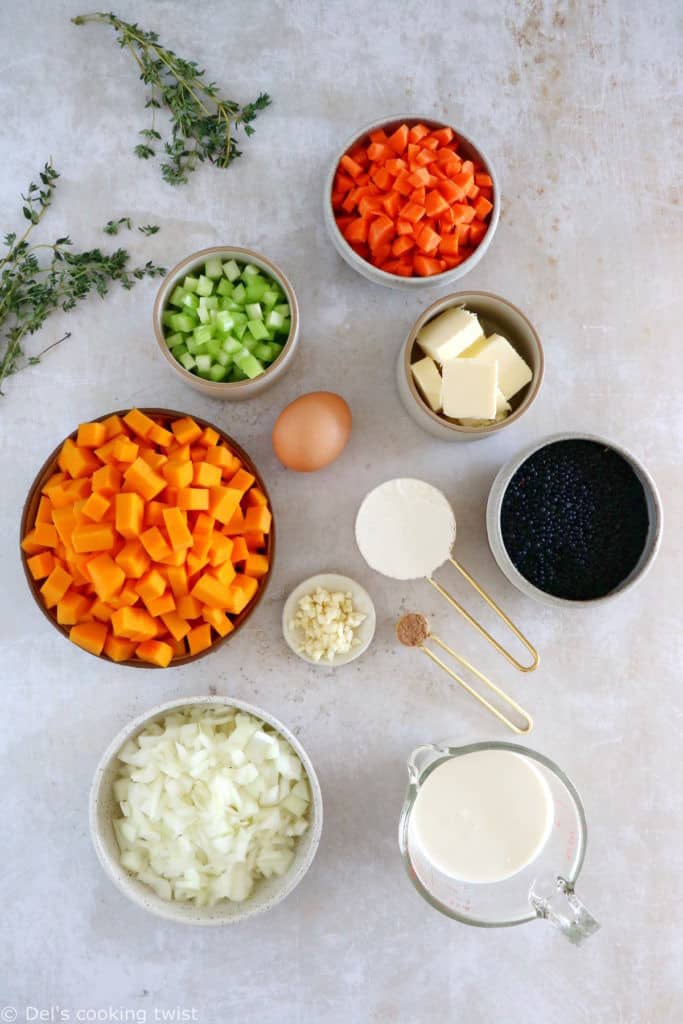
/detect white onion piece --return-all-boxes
[112,708,310,906]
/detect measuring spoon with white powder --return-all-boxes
[355,478,538,672]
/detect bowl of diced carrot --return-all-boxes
[325,116,499,288]
[20,409,275,668]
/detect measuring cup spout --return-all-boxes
[529,876,600,944]
[407,745,447,785]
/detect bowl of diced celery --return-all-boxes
[154,247,299,399]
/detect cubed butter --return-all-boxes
[458,390,511,426]
[416,306,484,364]
[461,333,532,400]
[442,360,498,419]
[411,356,443,412]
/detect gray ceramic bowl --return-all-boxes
[323,115,500,290]
[90,696,323,925]
[397,291,543,441]
[486,433,663,608]
[153,246,300,400]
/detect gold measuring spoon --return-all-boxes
[396,613,534,734]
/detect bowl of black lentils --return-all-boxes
[486,434,662,607]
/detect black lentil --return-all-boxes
[500,440,649,601]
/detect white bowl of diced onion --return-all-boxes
[90,696,323,925]
[282,573,376,667]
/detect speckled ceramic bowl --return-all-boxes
[486,433,663,608]
[90,695,323,925]
[397,291,543,441]
[153,246,299,399]
[324,114,500,290]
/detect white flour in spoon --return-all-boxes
[355,478,456,580]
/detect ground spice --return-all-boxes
[500,440,649,601]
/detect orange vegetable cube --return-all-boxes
[244,553,269,578]
[114,539,150,579]
[138,448,167,471]
[213,560,236,587]
[162,507,193,551]
[244,531,266,551]
[144,500,166,528]
[58,438,100,479]
[112,437,139,463]
[199,426,220,447]
[160,610,191,642]
[33,521,59,548]
[187,623,212,656]
[115,492,144,539]
[190,573,232,609]
[41,471,67,496]
[56,590,92,626]
[244,488,268,508]
[139,526,172,562]
[92,464,122,495]
[123,458,166,501]
[90,599,114,622]
[72,522,115,553]
[194,512,215,536]
[202,606,234,638]
[208,533,233,567]
[26,551,55,580]
[227,468,256,496]
[177,487,209,511]
[40,565,74,608]
[35,495,53,524]
[166,565,188,599]
[224,575,259,615]
[244,505,272,534]
[147,422,174,447]
[231,536,249,562]
[87,553,125,601]
[82,492,111,522]
[205,445,237,472]
[77,421,107,448]
[163,459,193,488]
[104,635,136,662]
[109,581,140,609]
[145,591,176,617]
[193,461,222,488]
[222,507,246,536]
[70,621,108,656]
[171,416,203,445]
[135,569,166,603]
[102,414,126,440]
[159,547,188,567]
[20,529,44,556]
[111,606,158,642]
[208,486,242,525]
[123,408,156,439]
[136,639,174,668]
[176,594,202,620]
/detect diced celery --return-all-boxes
[215,311,235,334]
[172,344,188,358]
[196,275,214,297]
[197,305,210,324]
[165,332,184,349]
[248,319,269,341]
[216,278,233,297]
[234,348,264,378]
[245,302,263,321]
[232,283,246,304]
[199,295,218,311]
[169,313,196,333]
[178,352,196,371]
[193,324,214,345]
[262,289,279,309]
[223,259,241,282]
[269,342,284,357]
[222,337,242,355]
[169,285,188,308]
[234,322,248,340]
[209,363,228,381]
[183,275,199,293]
[266,309,284,330]
[274,303,290,318]
[197,368,213,380]
[232,311,248,328]
[195,354,212,372]
[161,310,176,328]
[241,335,258,353]
[216,349,232,367]
[205,257,223,279]
[277,318,291,335]
[207,338,223,358]
[241,263,260,279]
[254,342,272,361]
[229,366,248,381]
[245,278,267,302]
[187,337,209,355]
[181,292,199,311]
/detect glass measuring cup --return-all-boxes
[399,741,600,943]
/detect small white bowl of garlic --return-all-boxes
[282,573,376,667]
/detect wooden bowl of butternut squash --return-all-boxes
[20,408,275,668]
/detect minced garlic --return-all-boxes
[291,587,366,663]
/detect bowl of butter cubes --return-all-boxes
[153,246,299,400]
[396,291,544,440]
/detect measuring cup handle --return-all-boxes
[407,745,447,785]
[529,876,600,945]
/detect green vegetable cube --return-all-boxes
[193,324,214,345]
[248,319,269,341]
[204,257,223,279]
[245,278,267,302]
[169,286,188,308]
[215,311,235,334]
[196,275,214,297]
[222,337,242,355]
[165,332,185,349]
[161,310,176,328]
[266,309,284,330]
[262,289,279,310]
[178,352,196,371]
[209,363,228,381]
[169,313,196,334]
[195,354,212,372]
[183,275,199,293]
[275,303,290,318]
[181,292,199,310]
[241,263,260,279]
[216,350,232,367]
[232,283,246,304]
[234,347,264,378]
[223,259,241,282]
[245,302,263,321]
[254,342,273,362]
[216,278,233,297]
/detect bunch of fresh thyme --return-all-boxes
[72,12,271,186]
[0,162,166,395]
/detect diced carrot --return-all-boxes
[77,421,107,448]
[407,166,431,189]
[396,219,414,236]
[408,123,429,143]
[387,123,409,153]
[381,192,401,219]
[400,202,426,224]
[413,254,443,277]
[416,224,442,254]
[439,233,460,256]
[343,217,369,245]
[424,190,450,218]
[451,203,476,224]
[474,196,493,220]
[340,154,363,179]
[394,172,413,197]
[430,126,454,145]
[187,623,212,655]
[70,621,108,656]
[469,221,488,245]
[410,186,426,206]
[368,215,395,253]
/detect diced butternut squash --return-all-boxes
[26,551,56,580]
[114,539,150,579]
[88,553,125,601]
[123,458,166,501]
[111,606,158,642]
[58,438,100,479]
[224,574,259,614]
[202,606,235,638]
[171,416,203,445]
[163,459,193,488]
[136,639,174,667]
[244,505,272,534]
[124,408,157,439]
[70,620,108,656]
[77,421,107,448]
[162,507,193,551]
[187,623,212,655]
[140,526,172,562]
[243,553,269,578]
[72,522,116,553]
[92,464,122,495]
[135,569,166,604]
[33,522,59,548]
[103,635,136,662]
[115,492,144,539]
[166,565,188,598]
[230,536,249,563]
[56,590,92,625]
[82,492,111,522]
[177,487,209,511]
[228,468,256,495]
[160,610,191,642]
[208,486,242,525]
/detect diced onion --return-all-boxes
[112,707,310,906]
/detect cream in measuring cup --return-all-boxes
[409,748,553,884]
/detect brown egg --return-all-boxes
[272,392,352,472]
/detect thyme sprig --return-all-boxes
[0,161,166,395]
[73,11,272,186]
